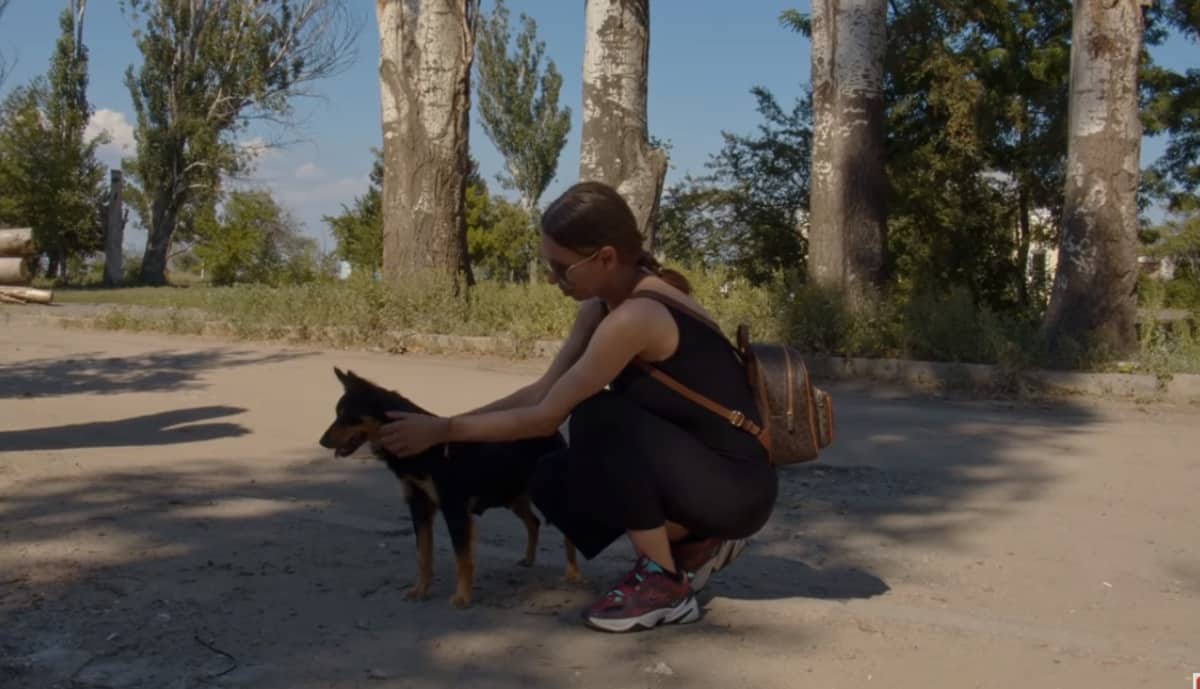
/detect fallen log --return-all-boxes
[0,292,27,304]
[0,285,52,304]
[0,256,32,284]
[0,228,34,257]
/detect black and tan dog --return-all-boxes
[319,368,579,608]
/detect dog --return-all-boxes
[318,367,579,608]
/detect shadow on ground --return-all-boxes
[0,384,1101,688]
[0,349,311,399]
[0,406,250,452]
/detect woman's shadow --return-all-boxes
[0,405,250,452]
[700,551,890,603]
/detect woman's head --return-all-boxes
[539,181,690,297]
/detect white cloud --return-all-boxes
[295,162,322,179]
[85,109,135,167]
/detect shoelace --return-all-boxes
[605,557,651,601]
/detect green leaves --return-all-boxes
[475,0,570,210]
[195,189,321,286]
[121,0,356,283]
[324,149,384,274]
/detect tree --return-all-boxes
[806,0,888,309]
[0,0,12,90]
[465,174,537,281]
[1043,0,1148,359]
[658,88,812,284]
[122,0,356,285]
[325,149,383,275]
[1142,1,1200,212]
[579,0,666,246]
[475,0,570,279]
[0,4,106,281]
[376,0,479,287]
[195,190,320,285]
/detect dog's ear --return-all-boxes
[334,367,350,385]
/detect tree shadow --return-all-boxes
[0,406,250,452]
[0,349,312,399]
[0,388,1108,688]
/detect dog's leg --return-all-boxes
[564,537,582,583]
[443,500,475,609]
[509,495,540,567]
[405,490,436,601]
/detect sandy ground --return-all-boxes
[1,310,1197,689]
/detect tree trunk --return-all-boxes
[1017,183,1031,308]
[0,228,34,257]
[140,189,176,286]
[579,0,667,248]
[376,0,477,287]
[0,257,31,284]
[808,0,887,309]
[104,169,124,286]
[1043,0,1146,359]
[0,285,53,304]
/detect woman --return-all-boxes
[379,181,777,633]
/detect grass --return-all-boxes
[42,268,1200,373]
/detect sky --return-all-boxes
[0,1,1195,255]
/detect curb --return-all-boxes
[10,307,1197,403]
[805,355,1200,403]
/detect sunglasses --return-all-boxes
[544,250,599,284]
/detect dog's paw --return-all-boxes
[449,592,471,609]
[404,586,431,602]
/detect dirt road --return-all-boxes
[1,314,1196,688]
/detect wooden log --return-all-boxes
[0,256,32,284]
[0,285,52,304]
[0,292,27,304]
[0,228,34,257]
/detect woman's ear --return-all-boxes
[598,245,619,268]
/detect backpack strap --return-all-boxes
[628,289,770,452]
[634,361,769,448]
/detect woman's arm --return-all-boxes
[378,299,671,456]
[460,298,607,415]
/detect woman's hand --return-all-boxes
[378,412,450,457]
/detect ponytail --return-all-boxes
[637,250,692,295]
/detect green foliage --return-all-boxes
[475,0,571,212]
[194,190,324,286]
[1142,1,1200,211]
[325,149,384,274]
[0,6,106,280]
[466,177,536,282]
[658,88,811,285]
[120,0,355,283]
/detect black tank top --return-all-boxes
[608,291,767,461]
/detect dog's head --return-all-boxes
[319,368,422,458]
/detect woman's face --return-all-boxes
[540,234,611,300]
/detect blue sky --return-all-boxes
[0,1,1195,253]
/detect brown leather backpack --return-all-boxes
[632,291,834,466]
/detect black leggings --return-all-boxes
[530,391,778,560]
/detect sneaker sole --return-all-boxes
[584,594,701,633]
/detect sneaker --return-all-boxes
[583,557,700,633]
[671,537,723,592]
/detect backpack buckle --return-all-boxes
[729,410,746,427]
